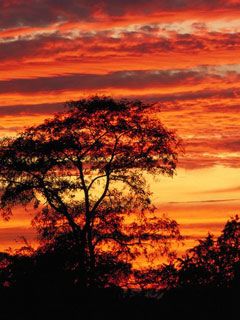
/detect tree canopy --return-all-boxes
[0,96,181,287]
[153,215,240,290]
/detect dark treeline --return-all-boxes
[0,97,239,318]
[0,216,239,319]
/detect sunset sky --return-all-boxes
[1,0,240,252]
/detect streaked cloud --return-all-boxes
[1,0,240,249]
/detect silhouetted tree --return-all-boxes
[217,215,240,286]
[0,96,181,287]
[162,216,240,289]
[177,234,217,287]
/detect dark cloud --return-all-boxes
[204,103,240,113]
[179,156,240,170]
[0,226,36,242]
[3,31,240,64]
[182,221,224,230]
[166,88,228,102]
[0,34,57,61]
[0,69,215,94]
[1,0,240,29]
[185,136,240,153]
[0,102,63,115]
[0,0,93,29]
[168,198,240,204]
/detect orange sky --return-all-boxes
[1,0,240,253]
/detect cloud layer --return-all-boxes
[2,1,240,29]
[1,0,240,250]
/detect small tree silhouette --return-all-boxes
[164,216,240,289]
[0,96,181,287]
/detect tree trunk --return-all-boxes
[78,239,88,289]
[71,226,88,289]
[87,225,96,287]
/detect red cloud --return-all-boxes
[1,0,240,30]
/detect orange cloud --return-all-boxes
[1,0,240,252]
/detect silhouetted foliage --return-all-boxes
[0,237,238,319]
[0,194,239,318]
[0,96,181,287]
[157,216,240,289]
[134,263,178,290]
